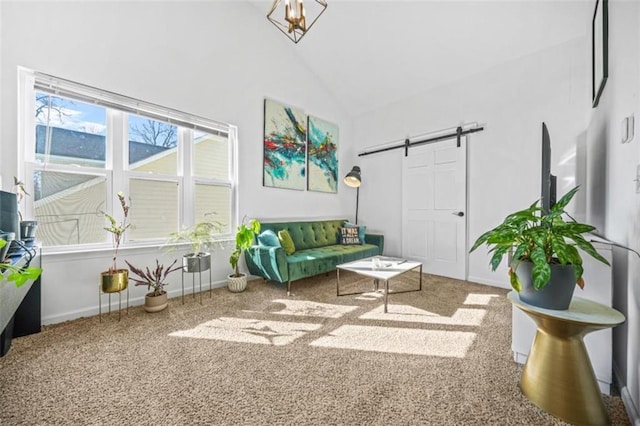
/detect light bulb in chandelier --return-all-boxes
[285,0,306,33]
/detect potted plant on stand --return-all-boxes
[100,192,130,293]
[166,219,224,273]
[125,259,180,312]
[228,218,260,293]
[469,186,609,310]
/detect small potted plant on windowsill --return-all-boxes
[228,218,260,293]
[166,218,224,273]
[100,192,131,293]
[469,186,609,310]
[125,259,180,313]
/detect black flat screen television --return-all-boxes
[541,122,557,215]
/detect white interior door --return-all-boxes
[402,136,467,279]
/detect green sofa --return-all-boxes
[245,219,384,295]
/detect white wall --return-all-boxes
[585,0,640,420]
[352,37,590,288]
[351,1,640,418]
[0,1,353,323]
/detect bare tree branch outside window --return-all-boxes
[35,93,74,123]
[129,119,177,148]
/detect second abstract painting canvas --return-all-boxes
[307,115,338,193]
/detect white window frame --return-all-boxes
[18,67,238,253]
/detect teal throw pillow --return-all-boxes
[278,230,296,255]
[344,222,367,244]
[257,230,280,247]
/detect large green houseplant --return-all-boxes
[470,186,609,309]
[227,218,260,293]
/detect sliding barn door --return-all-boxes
[402,137,467,280]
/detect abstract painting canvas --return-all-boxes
[263,99,307,190]
[307,115,338,193]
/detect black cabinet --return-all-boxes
[0,248,41,356]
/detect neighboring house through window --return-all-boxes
[19,68,236,250]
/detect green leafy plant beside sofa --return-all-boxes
[470,186,609,292]
[230,219,261,278]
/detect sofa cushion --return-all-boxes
[285,244,380,282]
[339,227,361,245]
[258,230,280,247]
[278,230,296,255]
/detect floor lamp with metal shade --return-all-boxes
[344,166,361,224]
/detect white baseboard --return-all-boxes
[41,280,228,325]
[466,275,509,289]
[614,365,640,425]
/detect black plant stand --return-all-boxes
[182,255,212,305]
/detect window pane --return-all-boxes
[35,92,107,168]
[193,131,229,180]
[128,114,178,175]
[33,171,107,246]
[128,179,179,239]
[194,184,231,234]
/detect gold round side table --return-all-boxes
[508,291,625,426]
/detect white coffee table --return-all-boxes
[336,256,422,313]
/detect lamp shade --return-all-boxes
[344,166,361,188]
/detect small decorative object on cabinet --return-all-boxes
[125,259,180,313]
[469,186,609,310]
[99,192,131,321]
[228,219,261,293]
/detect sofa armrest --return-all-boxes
[365,233,384,254]
[245,245,288,283]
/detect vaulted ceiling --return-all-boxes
[255,0,593,117]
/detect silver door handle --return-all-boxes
[452,211,464,217]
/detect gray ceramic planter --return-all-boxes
[516,260,576,310]
[183,252,211,273]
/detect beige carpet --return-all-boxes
[0,272,631,425]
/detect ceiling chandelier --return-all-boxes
[267,0,328,44]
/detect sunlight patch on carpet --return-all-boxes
[359,304,487,326]
[310,325,476,358]
[355,291,385,301]
[169,317,321,346]
[246,299,359,318]
[463,293,500,305]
